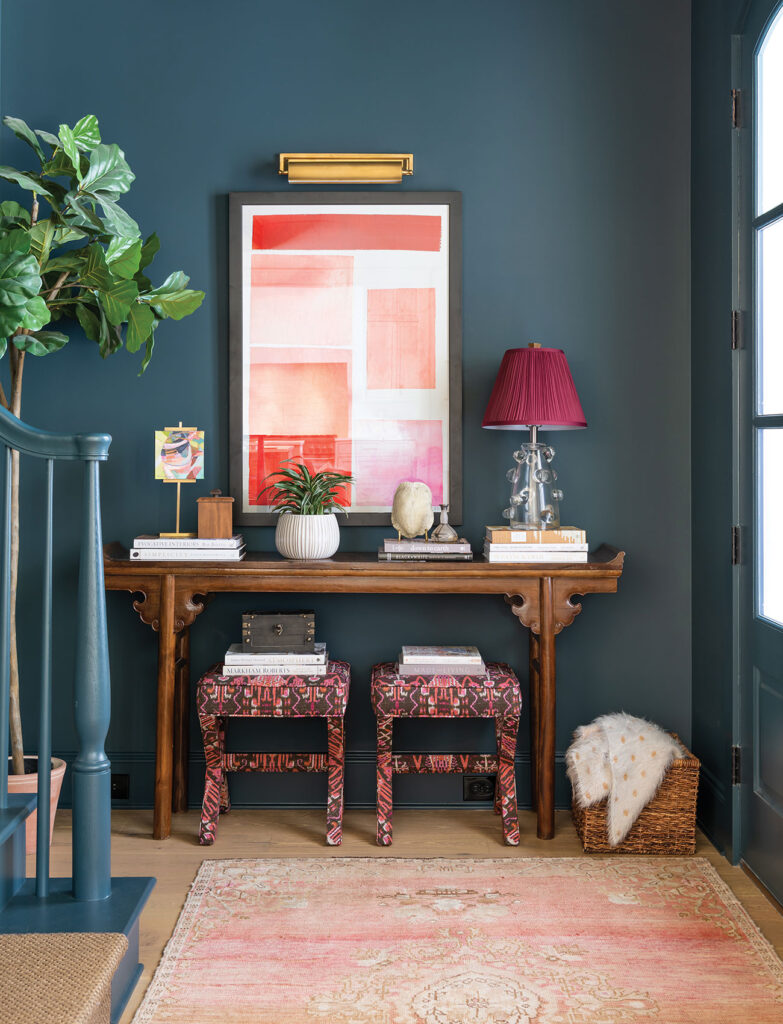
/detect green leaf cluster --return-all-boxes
[0,114,204,372]
[260,461,354,515]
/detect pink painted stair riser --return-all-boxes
[6,756,66,854]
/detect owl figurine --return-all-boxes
[391,481,435,540]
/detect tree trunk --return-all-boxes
[8,347,25,774]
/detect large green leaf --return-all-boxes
[106,236,141,279]
[20,294,51,332]
[3,116,44,161]
[71,115,100,152]
[99,277,138,325]
[147,286,204,321]
[58,125,82,183]
[12,329,68,356]
[34,128,61,149]
[80,244,113,290]
[0,201,30,227]
[29,219,56,266]
[98,199,139,240]
[0,250,40,307]
[53,225,86,245]
[149,270,189,294]
[76,301,101,342]
[43,148,79,180]
[0,338,7,358]
[140,320,158,373]
[0,230,31,256]
[126,300,155,352]
[43,252,84,275]
[138,232,160,271]
[0,167,53,199]
[80,143,134,198]
[64,195,105,233]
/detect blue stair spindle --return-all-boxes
[72,454,112,901]
[0,445,11,812]
[35,458,54,896]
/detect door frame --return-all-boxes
[731,0,783,867]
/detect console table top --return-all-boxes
[104,543,624,582]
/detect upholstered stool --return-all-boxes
[197,660,349,846]
[371,662,521,846]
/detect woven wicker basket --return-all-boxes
[571,735,699,855]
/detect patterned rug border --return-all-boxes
[132,855,783,1023]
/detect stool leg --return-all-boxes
[219,719,231,813]
[199,714,222,845]
[376,715,393,846]
[326,717,345,846]
[498,713,520,846]
[494,718,503,815]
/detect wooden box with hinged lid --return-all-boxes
[241,610,316,652]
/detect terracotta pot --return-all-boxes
[6,756,66,854]
[275,513,340,559]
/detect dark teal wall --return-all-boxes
[1,0,692,809]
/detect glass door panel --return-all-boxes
[758,427,783,626]
[757,218,783,414]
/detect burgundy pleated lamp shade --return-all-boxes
[482,347,587,430]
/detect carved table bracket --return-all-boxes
[505,575,620,635]
[131,586,210,633]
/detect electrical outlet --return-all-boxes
[110,773,130,800]
[463,774,496,801]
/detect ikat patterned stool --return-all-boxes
[197,660,350,846]
[371,662,522,846]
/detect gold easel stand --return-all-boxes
[160,421,197,538]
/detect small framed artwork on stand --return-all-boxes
[155,423,205,536]
[228,192,462,526]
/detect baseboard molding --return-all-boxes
[696,762,729,856]
[49,749,573,811]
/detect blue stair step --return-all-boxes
[0,793,36,912]
[0,875,155,1023]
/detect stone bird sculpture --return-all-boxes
[391,481,435,540]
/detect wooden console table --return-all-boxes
[103,544,624,841]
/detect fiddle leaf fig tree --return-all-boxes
[0,113,205,774]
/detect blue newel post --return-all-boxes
[72,457,112,901]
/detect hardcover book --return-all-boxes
[382,538,472,554]
[399,645,483,664]
[223,642,327,665]
[397,661,486,677]
[485,526,586,544]
[133,534,244,549]
[130,546,246,561]
[378,549,473,561]
[483,545,588,563]
[220,663,328,677]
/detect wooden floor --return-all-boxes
[39,808,783,1023]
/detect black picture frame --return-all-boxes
[228,191,462,526]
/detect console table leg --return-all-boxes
[153,574,176,840]
[172,626,190,813]
[528,630,540,813]
[537,577,556,840]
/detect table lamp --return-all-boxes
[482,344,586,529]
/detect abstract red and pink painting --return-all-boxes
[230,196,460,524]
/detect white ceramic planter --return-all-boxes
[275,513,340,559]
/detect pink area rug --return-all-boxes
[133,857,783,1023]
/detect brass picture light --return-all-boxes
[278,153,414,184]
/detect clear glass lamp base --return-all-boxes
[503,441,564,529]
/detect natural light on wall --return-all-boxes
[757,4,783,625]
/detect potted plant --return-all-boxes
[0,113,204,849]
[262,462,353,559]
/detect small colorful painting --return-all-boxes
[228,193,462,526]
[155,427,205,481]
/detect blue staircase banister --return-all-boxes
[0,404,111,462]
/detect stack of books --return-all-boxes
[396,645,486,677]
[483,525,588,563]
[130,535,246,561]
[221,641,328,677]
[379,538,473,561]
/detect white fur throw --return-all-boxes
[565,713,683,846]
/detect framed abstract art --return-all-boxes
[228,192,462,526]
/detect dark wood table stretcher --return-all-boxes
[103,544,625,841]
